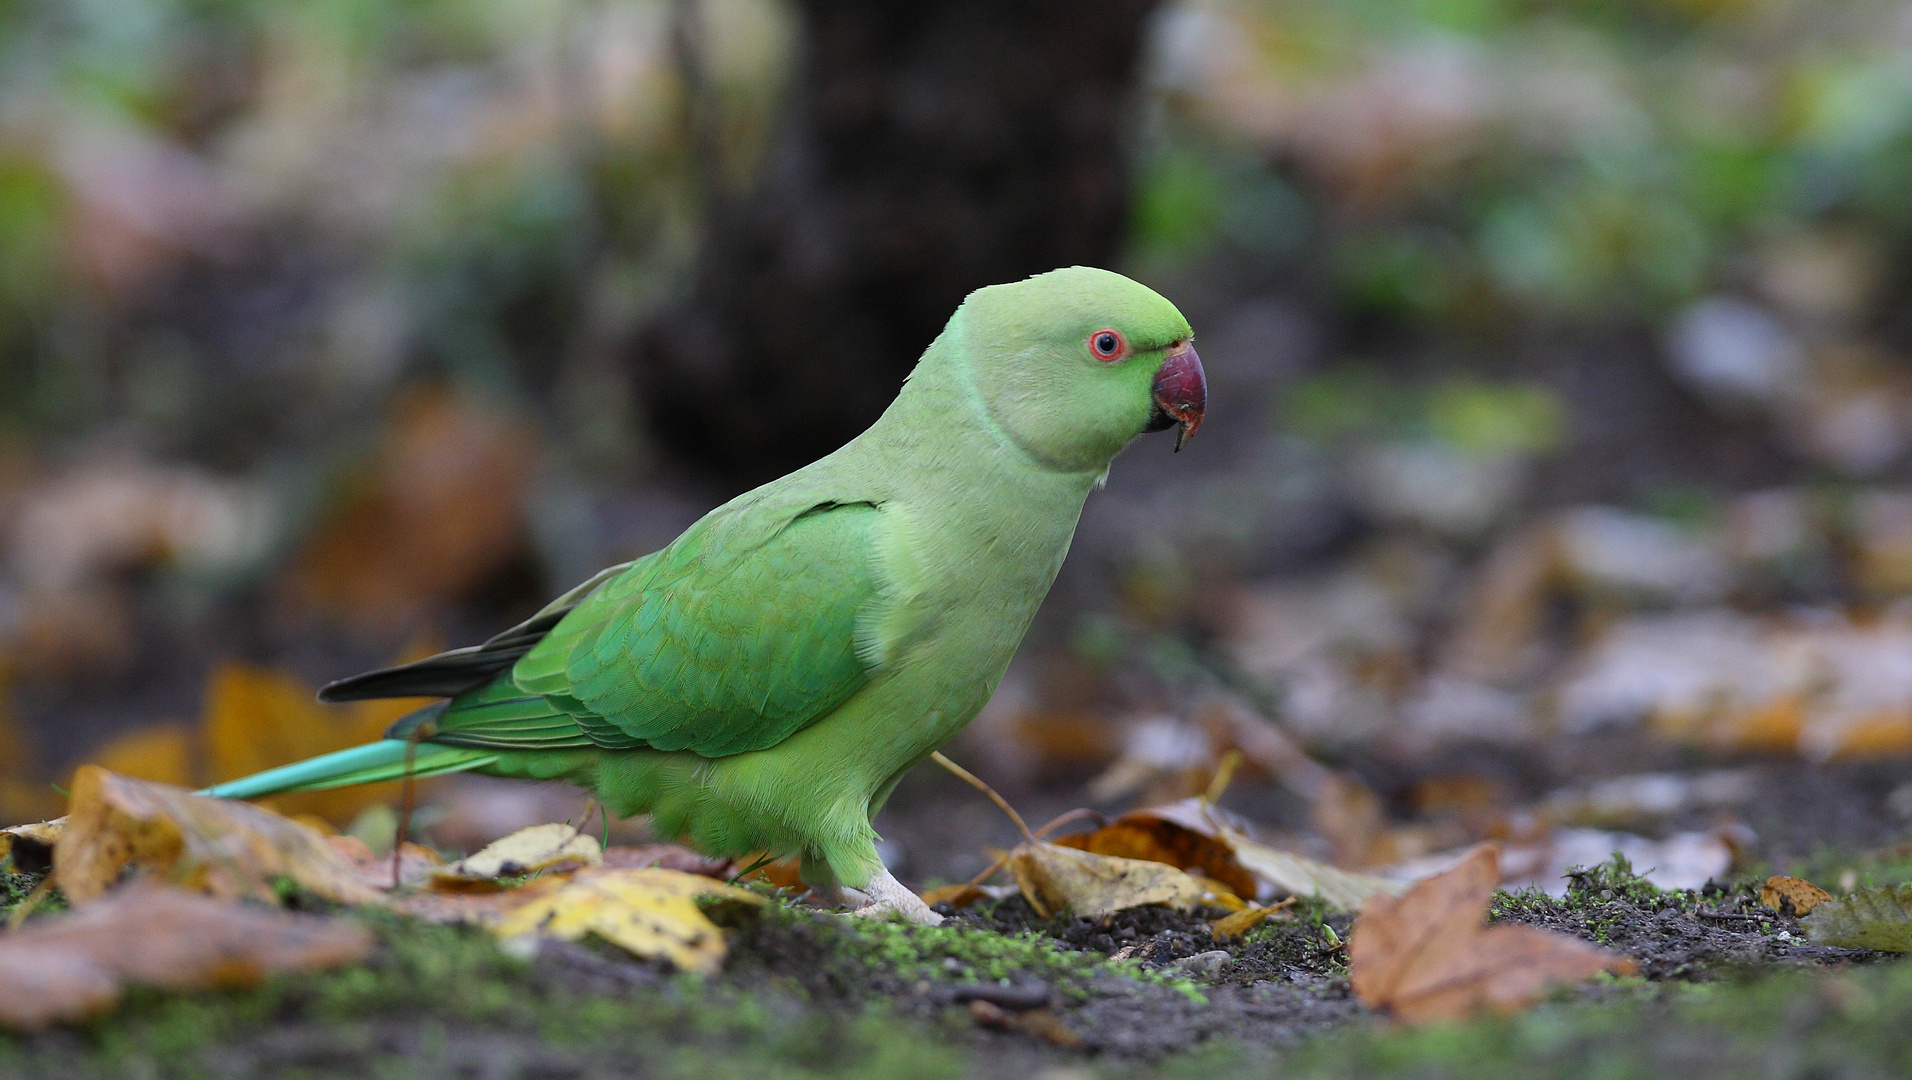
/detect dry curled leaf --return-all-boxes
[1008,841,1211,920]
[1,819,64,871]
[1055,797,1400,910]
[1349,845,1635,1024]
[1761,875,1833,917]
[55,766,381,906]
[433,823,601,888]
[1804,885,1912,951]
[0,884,371,1031]
[1054,800,1258,899]
[493,867,765,975]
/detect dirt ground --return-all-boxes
[6,749,1912,1080]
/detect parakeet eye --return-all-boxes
[1089,329,1126,361]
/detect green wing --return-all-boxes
[427,500,885,758]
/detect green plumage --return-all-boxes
[210,266,1198,895]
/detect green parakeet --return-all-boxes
[207,266,1205,922]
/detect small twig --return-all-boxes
[930,751,1032,843]
[1032,808,1106,841]
[1203,750,1244,805]
[1695,910,1764,923]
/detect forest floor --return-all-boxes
[5,752,1912,1080]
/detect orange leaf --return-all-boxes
[55,766,383,906]
[1349,845,1634,1024]
[1761,875,1833,916]
[201,662,421,825]
[1054,801,1258,900]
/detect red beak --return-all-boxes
[1146,343,1206,451]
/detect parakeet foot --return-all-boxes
[848,867,943,925]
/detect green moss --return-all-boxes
[1160,960,1912,1080]
[758,900,1207,1004]
[0,907,965,1080]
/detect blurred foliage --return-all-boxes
[1141,0,1912,328]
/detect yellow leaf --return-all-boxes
[433,823,601,888]
[55,766,383,906]
[1,818,63,870]
[200,662,422,826]
[84,724,196,787]
[1211,898,1295,940]
[1007,841,1210,920]
[493,868,765,975]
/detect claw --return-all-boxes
[846,867,944,925]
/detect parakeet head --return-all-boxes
[957,266,1204,472]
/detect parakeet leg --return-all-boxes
[849,866,943,925]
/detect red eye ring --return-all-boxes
[1088,328,1127,361]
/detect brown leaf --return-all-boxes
[919,883,990,910]
[55,766,383,906]
[1007,841,1210,919]
[1762,875,1833,917]
[1054,800,1258,899]
[0,884,371,1030]
[1349,846,1634,1024]
[1061,797,1401,910]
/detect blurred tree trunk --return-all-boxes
[638,0,1162,486]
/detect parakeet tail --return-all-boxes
[199,740,499,799]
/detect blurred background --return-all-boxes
[7,0,1912,891]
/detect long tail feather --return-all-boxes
[200,741,498,799]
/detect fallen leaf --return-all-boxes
[1054,800,1258,899]
[55,766,382,906]
[433,823,601,888]
[920,883,990,910]
[492,867,766,975]
[1804,885,1912,951]
[1055,797,1401,910]
[0,884,370,1030]
[201,662,422,826]
[1007,841,1210,920]
[1,819,63,871]
[1349,845,1635,1024]
[1212,899,1295,940]
[1761,875,1833,916]
[1215,823,1403,910]
[84,723,196,787]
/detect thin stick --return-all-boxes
[393,735,421,890]
[930,751,1032,842]
[1032,807,1106,841]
